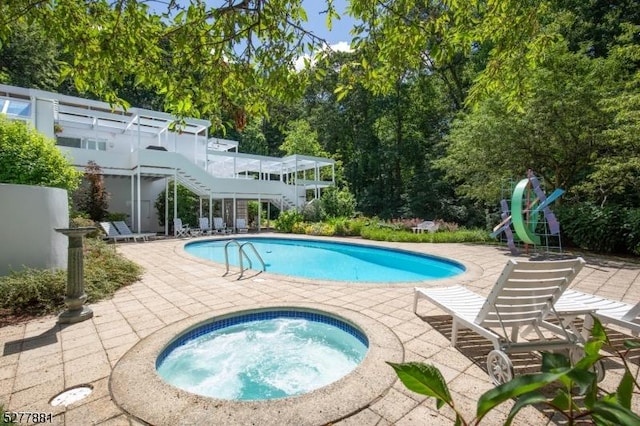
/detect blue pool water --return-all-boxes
[185,238,465,282]
[156,310,368,400]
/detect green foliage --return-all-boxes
[0,116,81,191]
[303,222,335,236]
[82,238,142,302]
[280,119,329,157]
[361,226,492,244]
[69,216,102,239]
[557,203,640,254]
[302,200,323,222]
[291,221,308,234]
[0,21,60,90]
[73,161,109,222]
[274,209,304,233]
[106,212,129,222]
[390,317,640,425]
[320,186,356,219]
[0,0,319,125]
[326,216,364,237]
[154,181,203,229]
[0,239,141,318]
[438,43,610,204]
[0,268,65,316]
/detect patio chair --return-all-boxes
[213,217,232,234]
[173,218,192,238]
[236,218,249,233]
[414,257,589,384]
[112,221,156,242]
[99,221,130,243]
[556,289,640,337]
[411,220,439,234]
[198,217,213,235]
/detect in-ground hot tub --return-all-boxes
[156,310,369,400]
[110,304,403,426]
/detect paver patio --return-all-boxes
[1,235,639,425]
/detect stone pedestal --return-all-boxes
[55,227,95,324]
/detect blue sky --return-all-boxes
[302,0,354,46]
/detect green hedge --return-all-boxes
[0,239,142,317]
[0,116,81,191]
[557,203,640,255]
[360,226,492,243]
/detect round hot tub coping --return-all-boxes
[109,302,404,426]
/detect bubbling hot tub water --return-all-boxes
[156,311,369,400]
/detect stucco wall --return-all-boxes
[0,184,69,276]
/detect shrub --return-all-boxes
[327,216,350,236]
[302,199,323,222]
[0,239,142,319]
[320,186,356,219]
[83,239,142,301]
[275,210,304,233]
[344,217,369,236]
[557,203,627,253]
[0,115,81,191]
[621,208,640,255]
[73,161,109,222]
[305,222,335,236]
[361,226,492,243]
[292,221,308,234]
[69,216,102,239]
[0,268,65,316]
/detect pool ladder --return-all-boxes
[223,240,266,279]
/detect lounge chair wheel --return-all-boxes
[569,348,606,382]
[487,350,514,385]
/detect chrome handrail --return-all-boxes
[223,240,242,276]
[239,242,266,279]
[223,240,266,279]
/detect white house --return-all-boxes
[0,84,335,234]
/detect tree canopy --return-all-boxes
[1,1,639,248]
[0,0,341,125]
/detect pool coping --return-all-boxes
[109,302,405,426]
[174,233,484,288]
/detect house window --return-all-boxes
[56,136,107,151]
[56,136,82,148]
[0,98,31,118]
[81,138,107,151]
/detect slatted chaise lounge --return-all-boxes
[414,257,591,384]
[112,221,156,242]
[556,289,640,337]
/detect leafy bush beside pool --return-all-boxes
[361,226,492,243]
[0,239,142,320]
[274,214,492,244]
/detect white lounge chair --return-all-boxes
[112,221,156,242]
[414,257,589,384]
[236,218,249,233]
[173,218,192,238]
[213,217,231,234]
[411,220,439,233]
[556,289,640,337]
[99,221,131,243]
[198,217,212,235]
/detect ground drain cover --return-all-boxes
[50,385,93,407]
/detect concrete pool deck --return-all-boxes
[1,235,639,425]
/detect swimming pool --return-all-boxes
[185,237,465,282]
[156,310,368,400]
